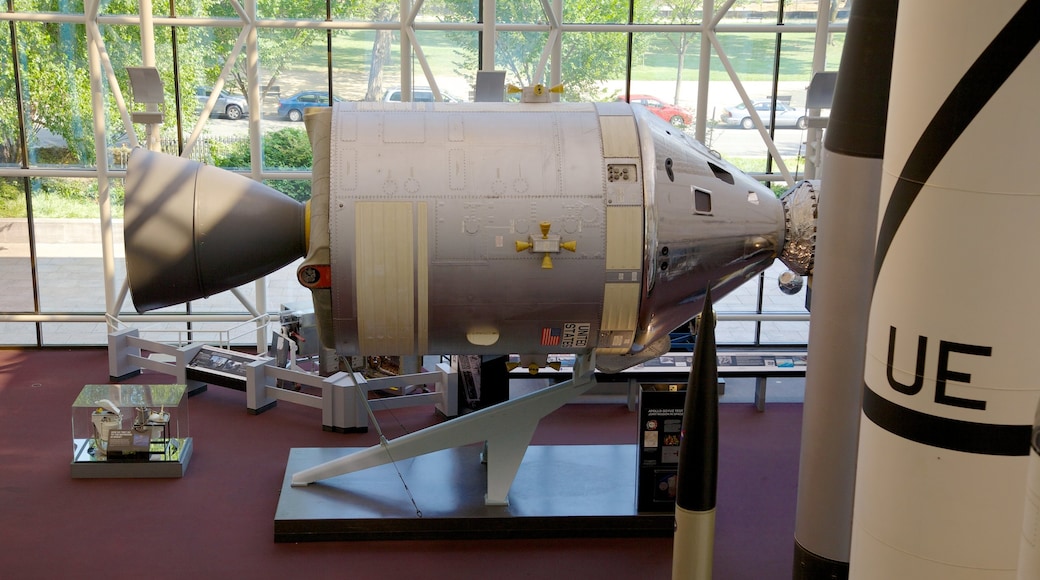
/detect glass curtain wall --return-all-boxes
[0,0,849,347]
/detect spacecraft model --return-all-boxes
[124,99,816,374]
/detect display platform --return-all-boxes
[70,384,192,479]
[275,444,673,542]
[71,437,193,478]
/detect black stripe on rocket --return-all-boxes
[864,387,1031,456]
[873,0,1040,283]
[865,0,1040,456]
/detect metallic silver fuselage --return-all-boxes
[323,101,785,359]
[120,100,789,365]
[633,105,785,348]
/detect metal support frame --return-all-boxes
[108,327,207,390]
[291,352,597,506]
[107,328,458,432]
[246,362,458,431]
[755,376,768,412]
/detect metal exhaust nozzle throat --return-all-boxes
[123,148,307,312]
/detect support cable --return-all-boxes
[342,358,423,518]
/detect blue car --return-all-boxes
[277,90,342,122]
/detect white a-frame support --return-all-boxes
[291,352,598,506]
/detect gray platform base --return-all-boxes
[275,444,673,542]
[70,437,193,478]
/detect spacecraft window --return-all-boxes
[694,188,712,214]
[707,161,735,185]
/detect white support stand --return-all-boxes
[108,327,207,393]
[322,372,366,431]
[247,364,457,431]
[245,357,279,412]
[291,353,598,506]
[108,330,458,432]
[108,327,142,380]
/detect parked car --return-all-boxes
[718,100,808,130]
[195,87,249,120]
[277,90,342,121]
[616,94,693,127]
[383,87,462,103]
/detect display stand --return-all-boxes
[108,328,459,432]
[289,353,598,505]
[275,445,673,542]
[276,353,677,540]
[71,384,192,478]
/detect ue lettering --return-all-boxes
[885,326,990,410]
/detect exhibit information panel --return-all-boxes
[70,384,193,478]
[637,383,686,512]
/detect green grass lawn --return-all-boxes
[635,32,845,81]
[286,27,844,86]
[1,178,125,219]
[0,192,124,219]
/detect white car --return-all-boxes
[719,100,808,130]
[383,87,462,103]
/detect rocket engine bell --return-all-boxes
[124,100,815,368]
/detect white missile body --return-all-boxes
[671,289,719,580]
[792,0,895,576]
[1019,407,1040,579]
[850,1,1040,577]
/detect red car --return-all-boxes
[617,94,693,127]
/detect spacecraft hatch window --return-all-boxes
[707,162,735,185]
[694,189,712,214]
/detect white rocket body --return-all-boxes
[672,507,715,580]
[1019,413,1040,579]
[792,1,895,576]
[850,1,1040,577]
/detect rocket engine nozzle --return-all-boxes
[778,180,818,278]
[123,149,308,312]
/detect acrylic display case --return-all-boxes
[71,384,193,478]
